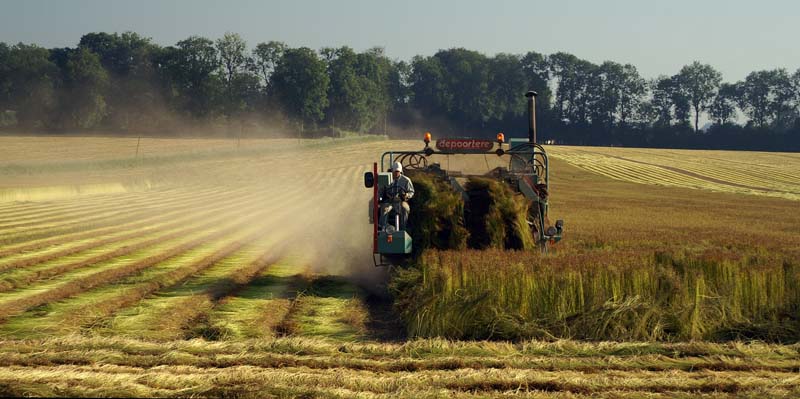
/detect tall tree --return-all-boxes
[668,75,692,128]
[736,69,792,129]
[648,76,682,128]
[78,32,158,129]
[357,47,392,131]
[387,60,410,110]
[79,32,153,75]
[708,83,738,126]
[325,46,364,131]
[548,52,579,122]
[520,51,553,128]
[59,48,109,128]
[216,33,247,93]
[409,55,449,118]
[324,46,392,132]
[156,36,221,118]
[617,64,646,126]
[251,41,286,90]
[2,43,58,127]
[216,33,258,119]
[434,48,491,128]
[591,61,624,129]
[791,69,800,130]
[520,51,551,105]
[270,47,329,128]
[675,62,722,132]
[486,53,527,122]
[0,43,11,109]
[548,52,596,126]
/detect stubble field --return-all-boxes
[0,136,798,398]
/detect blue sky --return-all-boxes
[1,0,798,82]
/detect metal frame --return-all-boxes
[371,140,555,257]
[368,91,562,264]
[378,141,550,192]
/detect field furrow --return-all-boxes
[100,169,351,340]
[2,336,799,370]
[0,190,245,259]
[0,186,240,242]
[205,258,308,339]
[605,154,799,194]
[0,186,223,231]
[550,146,800,200]
[0,185,193,221]
[0,187,263,272]
[278,277,368,342]
[0,364,797,398]
[104,245,279,340]
[610,148,800,185]
[0,189,273,291]
[0,137,797,397]
[0,199,288,321]
[0,243,230,338]
[0,168,329,250]
[0,169,335,334]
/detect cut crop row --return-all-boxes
[0,363,796,398]
[0,176,312,286]
[0,177,327,334]
[0,185,244,242]
[0,187,279,291]
[0,185,193,221]
[0,199,289,321]
[0,171,319,271]
[0,169,328,250]
[106,244,280,340]
[102,171,349,340]
[549,146,800,200]
[0,185,223,231]
[204,260,308,339]
[0,183,271,258]
[0,187,265,271]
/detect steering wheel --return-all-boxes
[383,186,408,203]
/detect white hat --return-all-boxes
[391,162,403,173]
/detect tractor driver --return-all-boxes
[380,161,415,230]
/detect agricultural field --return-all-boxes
[0,136,798,398]
[548,146,800,201]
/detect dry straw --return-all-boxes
[391,248,800,342]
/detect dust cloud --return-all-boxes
[0,131,418,297]
[134,134,391,292]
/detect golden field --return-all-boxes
[0,136,797,398]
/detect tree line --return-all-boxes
[1,31,799,151]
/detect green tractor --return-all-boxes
[364,91,564,266]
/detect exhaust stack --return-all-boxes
[525,91,538,144]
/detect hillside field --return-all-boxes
[0,136,798,398]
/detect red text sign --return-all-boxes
[435,139,494,152]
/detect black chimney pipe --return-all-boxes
[525,91,537,144]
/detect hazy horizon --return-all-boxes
[1,0,799,82]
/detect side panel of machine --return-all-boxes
[377,231,412,254]
[377,173,391,195]
[369,173,392,224]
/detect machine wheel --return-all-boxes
[527,203,549,253]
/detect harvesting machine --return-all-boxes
[364,91,564,266]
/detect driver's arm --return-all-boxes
[404,178,414,200]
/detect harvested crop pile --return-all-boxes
[405,172,536,253]
[405,171,468,255]
[390,248,800,342]
[464,177,536,250]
